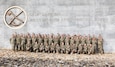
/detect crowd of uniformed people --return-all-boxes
[10,33,104,54]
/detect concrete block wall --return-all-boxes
[0,0,115,53]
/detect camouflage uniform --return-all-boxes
[39,43,45,53]
[44,36,49,53]
[98,35,104,54]
[65,43,70,54]
[60,42,65,54]
[16,34,21,51]
[60,36,65,45]
[56,44,60,53]
[50,43,55,53]
[32,36,37,52]
[74,36,79,53]
[37,36,43,51]
[33,42,39,52]
[92,38,97,54]
[48,36,53,46]
[26,36,32,51]
[10,34,16,51]
[88,44,95,54]
[21,35,26,51]
[78,44,83,54]
[71,44,76,54]
[83,44,88,54]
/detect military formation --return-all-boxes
[10,33,104,54]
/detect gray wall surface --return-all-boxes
[0,0,115,53]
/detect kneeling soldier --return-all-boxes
[40,43,45,53]
[60,42,65,54]
[56,44,60,53]
[65,43,70,54]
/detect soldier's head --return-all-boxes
[62,42,64,45]
[84,44,86,46]
[35,42,37,44]
[32,33,35,37]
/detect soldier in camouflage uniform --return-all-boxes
[60,42,65,54]
[81,36,85,46]
[97,34,104,54]
[10,34,16,51]
[26,33,32,51]
[32,33,37,52]
[70,36,74,53]
[20,34,26,51]
[16,34,21,51]
[74,36,79,53]
[44,34,49,53]
[48,35,53,51]
[88,44,95,55]
[37,34,43,52]
[60,35,65,45]
[71,43,76,54]
[33,42,39,52]
[39,43,45,53]
[57,33,61,45]
[56,43,60,53]
[92,35,97,54]
[50,43,55,53]
[83,44,88,54]
[65,42,70,54]
[53,35,58,52]
[78,44,83,54]
[86,36,91,47]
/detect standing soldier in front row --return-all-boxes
[32,33,37,52]
[20,34,26,51]
[16,34,21,51]
[98,34,104,54]
[10,34,16,51]
[26,33,32,51]
[78,44,83,54]
[44,35,49,53]
[92,35,97,54]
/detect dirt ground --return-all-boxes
[0,49,115,67]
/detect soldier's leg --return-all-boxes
[66,50,68,54]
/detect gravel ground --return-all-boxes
[0,49,115,67]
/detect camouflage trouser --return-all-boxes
[21,43,26,51]
[98,47,104,54]
[11,43,15,51]
[88,47,94,54]
[83,48,88,54]
[71,48,76,54]
[61,48,65,54]
[78,46,83,54]
[65,49,70,54]
[39,47,44,53]
[16,43,21,51]
[26,44,32,51]
[33,45,39,52]
[50,48,55,53]
[45,46,49,53]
